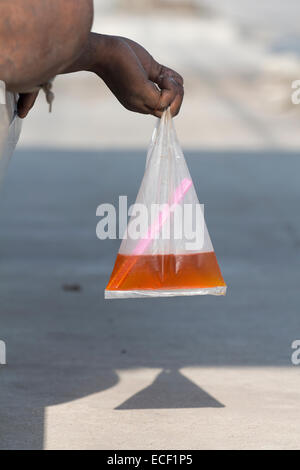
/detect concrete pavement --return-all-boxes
[0,148,299,449]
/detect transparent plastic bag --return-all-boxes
[105,108,226,299]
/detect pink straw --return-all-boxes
[107,178,192,289]
[132,178,192,255]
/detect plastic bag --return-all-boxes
[105,108,226,299]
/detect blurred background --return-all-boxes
[1,0,300,450]
[20,0,300,149]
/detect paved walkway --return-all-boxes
[0,148,299,449]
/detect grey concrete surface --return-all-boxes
[0,148,299,449]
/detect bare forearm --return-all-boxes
[0,0,93,92]
[61,33,121,76]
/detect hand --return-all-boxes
[122,37,184,117]
[17,90,39,118]
[87,34,184,118]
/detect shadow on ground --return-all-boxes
[116,369,224,410]
[0,148,299,448]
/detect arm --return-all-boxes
[62,33,184,118]
[1,1,183,119]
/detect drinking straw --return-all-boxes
[108,178,192,290]
[132,178,192,255]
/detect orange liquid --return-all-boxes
[106,252,226,291]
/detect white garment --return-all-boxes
[0,81,22,186]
